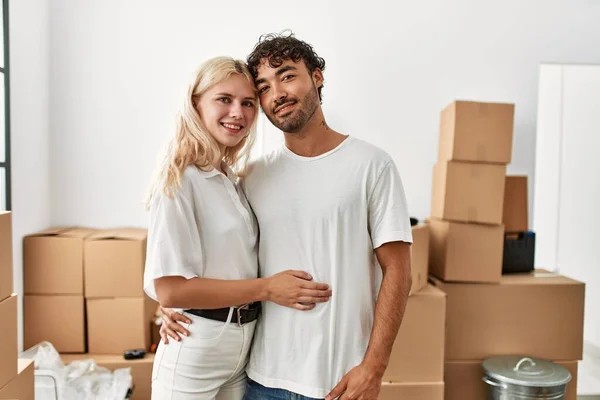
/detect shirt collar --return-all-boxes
[196,163,236,180]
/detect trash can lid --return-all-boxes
[482,356,571,387]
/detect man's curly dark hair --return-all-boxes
[247,31,326,101]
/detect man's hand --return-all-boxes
[325,363,382,400]
[159,306,191,344]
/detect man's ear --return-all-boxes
[312,68,324,89]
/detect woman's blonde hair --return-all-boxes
[147,57,258,205]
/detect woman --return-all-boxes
[144,56,332,400]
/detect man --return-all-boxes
[162,32,412,400]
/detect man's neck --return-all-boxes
[284,110,347,157]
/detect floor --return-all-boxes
[578,342,600,399]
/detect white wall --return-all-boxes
[534,64,600,350]
[9,0,51,351]
[47,0,600,229]
[558,66,600,351]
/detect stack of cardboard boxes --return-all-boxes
[81,228,156,400]
[429,100,511,283]
[23,227,93,352]
[0,211,34,400]
[380,224,446,399]
[427,100,585,400]
[435,272,583,400]
[84,229,156,355]
[22,227,156,400]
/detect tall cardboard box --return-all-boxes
[84,229,147,298]
[410,224,429,295]
[0,359,34,400]
[87,296,157,354]
[503,175,528,232]
[438,100,514,164]
[62,353,154,400]
[0,212,13,302]
[0,295,17,390]
[428,218,503,283]
[380,381,444,400]
[430,271,585,361]
[383,285,445,382]
[445,360,577,400]
[431,161,506,225]
[24,295,86,353]
[23,227,95,294]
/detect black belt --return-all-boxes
[185,303,260,326]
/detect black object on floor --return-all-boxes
[502,231,536,274]
[123,349,146,360]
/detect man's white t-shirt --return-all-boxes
[242,136,413,398]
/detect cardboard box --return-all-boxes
[380,381,444,400]
[23,295,86,353]
[23,227,95,295]
[151,320,161,348]
[0,212,13,302]
[84,229,147,298]
[410,224,429,295]
[61,353,154,400]
[503,175,528,232]
[383,285,445,382]
[87,296,157,354]
[0,359,34,400]
[438,100,514,164]
[0,295,17,390]
[428,218,503,283]
[445,360,577,400]
[150,304,161,348]
[431,161,506,225]
[431,271,585,360]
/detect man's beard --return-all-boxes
[266,85,320,134]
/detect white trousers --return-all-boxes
[151,308,256,400]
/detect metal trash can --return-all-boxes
[482,356,571,399]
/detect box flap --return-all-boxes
[24,227,75,238]
[455,99,515,110]
[25,227,95,239]
[60,228,97,238]
[117,228,148,240]
[87,228,147,241]
[500,269,584,286]
[430,270,583,287]
[413,284,446,298]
